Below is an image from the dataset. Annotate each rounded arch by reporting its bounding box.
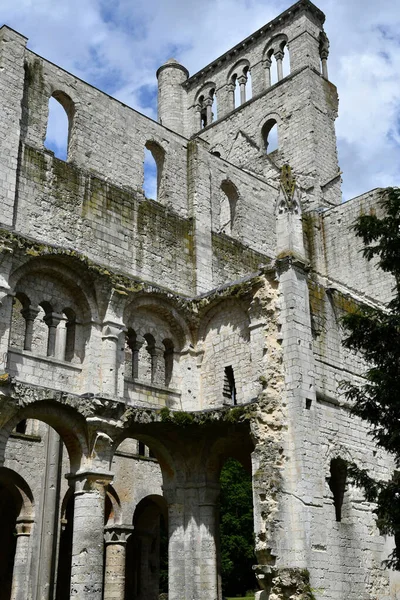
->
[133,493,168,526]
[261,118,279,154]
[219,179,239,235]
[123,295,191,351]
[194,81,217,104]
[105,484,123,525]
[0,466,34,520]
[0,400,88,472]
[111,431,176,484]
[263,33,288,59]
[198,296,250,343]
[144,139,166,201]
[9,256,98,322]
[45,89,76,161]
[227,59,251,83]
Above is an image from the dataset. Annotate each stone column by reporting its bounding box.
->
[275,50,284,81]
[104,526,133,600]
[198,485,219,600]
[204,97,213,126]
[44,312,62,357]
[227,82,235,111]
[195,104,202,130]
[263,57,272,88]
[166,490,186,600]
[68,470,113,600]
[21,307,40,351]
[101,321,125,396]
[321,49,329,79]
[10,518,33,600]
[153,345,166,386]
[237,75,247,104]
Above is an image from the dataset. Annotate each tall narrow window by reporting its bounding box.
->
[328,457,347,522]
[281,43,290,78]
[163,339,174,387]
[262,119,278,154]
[219,180,239,235]
[44,91,74,161]
[126,328,139,379]
[245,69,252,102]
[143,141,165,201]
[62,308,76,362]
[223,366,237,405]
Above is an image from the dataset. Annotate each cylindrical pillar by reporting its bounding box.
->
[167,495,186,600]
[237,75,247,105]
[101,321,125,396]
[199,485,219,600]
[205,97,213,126]
[227,82,235,112]
[104,526,133,600]
[21,307,39,351]
[321,50,329,79]
[44,312,62,357]
[275,50,284,81]
[10,519,33,600]
[68,471,113,600]
[264,58,272,88]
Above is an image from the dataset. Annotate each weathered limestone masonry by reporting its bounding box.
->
[0,1,398,599]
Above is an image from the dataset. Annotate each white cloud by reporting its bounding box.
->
[2,0,400,200]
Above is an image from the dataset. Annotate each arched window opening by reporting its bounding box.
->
[328,457,347,522]
[245,68,252,102]
[233,75,240,109]
[163,339,174,387]
[126,495,168,600]
[15,419,28,434]
[144,141,165,202]
[138,441,146,457]
[262,119,278,154]
[0,481,21,599]
[138,334,156,383]
[211,89,218,121]
[219,458,256,597]
[56,490,74,600]
[281,43,290,79]
[223,366,237,405]
[9,293,30,351]
[197,87,216,129]
[269,53,278,86]
[219,180,239,235]
[31,304,49,356]
[44,92,74,161]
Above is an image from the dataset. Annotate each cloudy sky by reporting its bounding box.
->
[1,0,400,201]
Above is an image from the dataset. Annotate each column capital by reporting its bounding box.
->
[43,312,63,328]
[263,57,272,68]
[66,469,114,492]
[21,306,40,322]
[104,524,134,545]
[15,517,34,536]
[274,49,284,61]
[237,74,248,86]
[102,320,126,340]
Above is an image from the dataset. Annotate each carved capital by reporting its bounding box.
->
[21,306,40,322]
[104,524,134,545]
[102,320,126,340]
[274,50,284,61]
[15,517,34,536]
[67,469,114,493]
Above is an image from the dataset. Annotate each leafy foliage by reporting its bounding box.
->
[219,458,256,596]
[342,187,400,568]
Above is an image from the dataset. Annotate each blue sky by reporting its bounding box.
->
[2,0,400,201]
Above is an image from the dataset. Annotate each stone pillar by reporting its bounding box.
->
[198,485,219,600]
[101,321,125,396]
[10,518,33,600]
[237,75,247,104]
[275,50,284,81]
[153,346,166,386]
[104,526,133,600]
[44,312,62,357]
[227,82,235,112]
[321,49,329,79]
[21,307,40,351]
[195,104,202,130]
[204,97,213,126]
[55,315,68,360]
[166,484,219,600]
[264,58,272,88]
[68,471,113,600]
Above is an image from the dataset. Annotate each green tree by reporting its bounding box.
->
[342,187,400,568]
[219,458,256,596]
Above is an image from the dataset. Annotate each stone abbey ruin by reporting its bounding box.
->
[0,0,398,598]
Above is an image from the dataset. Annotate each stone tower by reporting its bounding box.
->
[0,1,398,599]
